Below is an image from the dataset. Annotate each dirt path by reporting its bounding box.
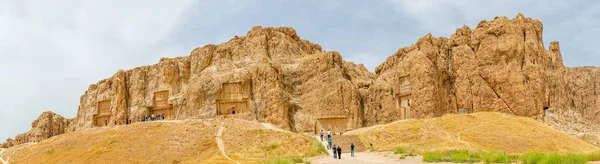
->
[0,148,8,164]
[215,126,240,164]
[309,152,426,164]
[261,123,286,132]
[308,135,451,164]
[309,135,408,163]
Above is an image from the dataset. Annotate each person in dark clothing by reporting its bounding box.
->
[351,143,355,157]
[332,145,337,159]
[337,146,342,159]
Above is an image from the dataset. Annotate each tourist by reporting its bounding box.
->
[332,145,337,159]
[327,129,331,138]
[350,143,355,157]
[320,130,324,141]
[333,132,336,136]
[337,146,342,159]
[328,136,332,149]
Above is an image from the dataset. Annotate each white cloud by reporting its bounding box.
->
[0,0,198,140]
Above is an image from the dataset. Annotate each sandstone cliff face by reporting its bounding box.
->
[1,111,70,148]
[367,13,600,126]
[66,26,375,133]
[4,13,600,148]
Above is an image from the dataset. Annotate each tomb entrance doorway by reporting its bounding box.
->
[216,81,251,116]
[93,100,111,127]
[149,90,174,119]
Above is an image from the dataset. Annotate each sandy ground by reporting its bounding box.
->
[308,151,427,164]
[307,135,448,164]
[215,126,240,164]
[307,136,600,164]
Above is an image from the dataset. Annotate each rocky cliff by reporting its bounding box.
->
[3,13,600,148]
[66,26,375,133]
[1,111,70,148]
[366,13,600,125]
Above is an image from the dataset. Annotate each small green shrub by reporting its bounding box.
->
[265,157,308,164]
[399,155,406,159]
[481,152,512,164]
[393,147,406,154]
[406,151,417,156]
[265,157,294,164]
[586,151,600,161]
[422,149,598,163]
[539,153,586,164]
[292,157,304,163]
[422,150,478,163]
[304,139,327,156]
[447,150,478,163]
[423,151,444,162]
[521,152,545,164]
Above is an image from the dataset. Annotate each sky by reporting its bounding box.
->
[1,0,599,141]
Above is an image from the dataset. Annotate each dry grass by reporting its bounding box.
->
[347,112,599,154]
[5,118,325,164]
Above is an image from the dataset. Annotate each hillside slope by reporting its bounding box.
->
[1,119,325,164]
[347,112,598,154]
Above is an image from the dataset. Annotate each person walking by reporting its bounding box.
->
[332,145,337,159]
[337,146,342,159]
[350,143,355,157]
[328,136,332,149]
[320,130,324,141]
[327,129,331,138]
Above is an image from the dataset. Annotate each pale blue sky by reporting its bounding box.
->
[1,0,598,140]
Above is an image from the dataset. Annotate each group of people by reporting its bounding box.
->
[319,129,355,159]
[141,113,165,122]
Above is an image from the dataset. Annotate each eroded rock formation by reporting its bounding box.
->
[1,111,70,148]
[4,13,600,148]
[66,26,375,134]
[367,13,600,125]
